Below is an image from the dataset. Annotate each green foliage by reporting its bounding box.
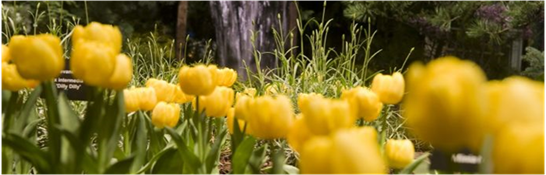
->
[521,47,544,81]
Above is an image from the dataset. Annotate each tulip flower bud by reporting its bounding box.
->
[106,54,132,90]
[70,42,117,87]
[385,139,415,169]
[243,95,294,139]
[2,45,11,63]
[341,87,383,122]
[124,88,140,113]
[151,102,181,129]
[2,62,39,91]
[9,34,64,80]
[234,94,252,121]
[72,22,122,53]
[217,67,237,87]
[403,56,488,153]
[178,64,218,96]
[136,87,158,111]
[371,72,405,104]
[287,113,312,153]
[300,127,387,174]
[194,86,234,117]
[298,93,354,135]
[174,86,194,104]
[146,78,177,102]
[493,123,544,174]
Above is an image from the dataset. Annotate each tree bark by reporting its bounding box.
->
[209,1,295,80]
[176,1,188,60]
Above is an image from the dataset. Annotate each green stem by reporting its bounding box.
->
[42,81,61,173]
[380,105,390,153]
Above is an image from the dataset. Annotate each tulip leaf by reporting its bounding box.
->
[205,125,227,173]
[2,133,50,173]
[151,148,184,174]
[22,116,42,139]
[42,81,63,169]
[248,144,267,174]
[232,136,257,174]
[79,87,104,146]
[136,146,173,174]
[3,90,20,131]
[57,92,80,134]
[82,148,99,174]
[165,127,201,173]
[130,113,148,173]
[104,156,135,174]
[399,152,431,174]
[56,126,85,173]
[478,135,494,174]
[12,86,42,133]
[2,90,11,113]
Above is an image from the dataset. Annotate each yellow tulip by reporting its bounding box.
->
[9,34,64,80]
[105,54,132,90]
[298,93,355,135]
[2,62,39,91]
[300,127,387,174]
[403,56,488,153]
[194,86,234,117]
[124,88,140,113]
[486,76,544,133]
[234,94,252,121]
[174,86,194,104]
[146,78,177,102]
[371,72,405,104]
[178,64,218,96]
[242,95,294,139]
[492,123,544,174]
[2,45,10,62]
[217,67,237,87]
[385,139,415,169]
[242,88,257,97]
[124,87,158,112]
[341,86,383,122]
[70,41,117,87]
[226,107,253,135]
[72,22,122,53]
[286,113,312,153]
[151,102,181,129]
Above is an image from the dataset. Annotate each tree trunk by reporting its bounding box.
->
[176,1,188,60]
[209,1,295,80]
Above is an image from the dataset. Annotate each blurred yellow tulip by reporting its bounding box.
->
[341,86,383,122]
[300,127,387,174]
[486,76,544,133]
[72,22,122,53]
[385,139,415,169]
[217,67,237,87]
[70,41,117,87]
[371,72,405,104]
[151,102,181,129]
[146,78,177,102]
[9,34,64,80]
[286,113,312,153]
[178,64,218,96]
[492,123,544,174]
[174,86,194,104]
[403,56,488,153]
[234,94,252,121]
[2,45,10,62]
[241,88,257,97]
[226,107,253,135]
[124,87,158,112]
[194,86,234,117]
[2,62,38,91]
[241,95,294,139]
[105,54,132,90]
[298,93,355,135]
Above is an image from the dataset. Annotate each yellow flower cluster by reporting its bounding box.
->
[8,34,64,81]
[193,86,234,117]
[178,64,238,96]
[403,56,544,173]
[146,78,194,103]
[151,102,181,129]
[124,87,157,112]
[70,22,132,90]
[2,45,39,91]
[233,94,294,139]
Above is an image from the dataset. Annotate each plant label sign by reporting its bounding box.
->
[429,149,481,173]
[53,59,90,101]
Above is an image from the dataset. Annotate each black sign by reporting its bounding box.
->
[429,148,481,173]
[53,59,90,101]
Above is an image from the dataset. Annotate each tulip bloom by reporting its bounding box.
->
[178,64,218,96]
[71,42,117,87]
[217,68,237,87]
[124,87,158,112]
[492,123,544,174]
[2,62,38,91]
[146,78,177,102]
[9,34,64,80]
[286,113,312,153]
[341,86,383,122]
[72,22,122,53]
[371,72,405,104]
[236,95,294,139]
[151,102,181,129]
[226,107,253,135]
[2,45,10,62]
[385,139,415,169]
[105,54,133,90]
[194,86,234,117]
[299,127,387,174]
[124,88,140,113]
[298,93,355,135]
[403,56,488,153]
